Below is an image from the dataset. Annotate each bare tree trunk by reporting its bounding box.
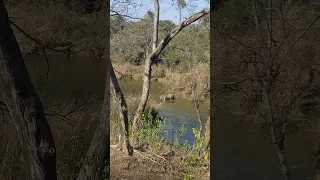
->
[193,101,202,157]
[152,0,159,51]
[314,132,320,180]
[0,1,57,179]
[110,61,133,156]
[189,65,202,135]
[179,8,181,24]
[263,88,290,180]
[76,2,110,179]
[265,1,289,179]
[275,138,290,180]
[132,55,153,132]
[314,137,320,180]
[132,0,160,132]
[194,102,202,134]
[205,108,210,149]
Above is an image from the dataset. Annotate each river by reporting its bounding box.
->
[25,55,317,180]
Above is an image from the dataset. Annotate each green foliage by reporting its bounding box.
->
[159,20,176,33]
[183,172,194,180]
[180,127,210,180]
[182,128,210,160]
[177,0,187,9]
[111,10,209,68]
[129,108,188,153]
[131,108,168,152]
[111,15,127,36]
[144,10,154,21]
[111,12,178,65]
[111,15,153,64]
[173,123,187,147]
[162,24,209,68]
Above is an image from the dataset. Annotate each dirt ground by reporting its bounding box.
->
[110,147,210,180]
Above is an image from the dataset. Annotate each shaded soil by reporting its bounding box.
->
[110,147,210,180]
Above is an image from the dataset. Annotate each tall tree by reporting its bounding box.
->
[132,7,210,133]
[110,60,133,156]
[132,0,160,131]
[0,0,57,179]
[177,0,186,24]
[152,0,159,51]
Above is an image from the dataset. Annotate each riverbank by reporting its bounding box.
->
[110,93,210,179]
[112,62,210,103]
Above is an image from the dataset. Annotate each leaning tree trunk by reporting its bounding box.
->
[132,55,153,132]
[76,1,110,179]
[205,108,210,150]
[132,0,160,132]
[0,1,57,179]
[132,8,210,133]
[314,136,320,180]
[110,61,133,156]
[263,87,290,180]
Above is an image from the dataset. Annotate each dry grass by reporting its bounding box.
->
[112,62,210,102]
[157,64,210,100]
[112,62,143,80]
[110,92,162,144]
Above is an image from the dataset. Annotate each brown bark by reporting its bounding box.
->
[205,108,210,150]
[110,61,133,156]
[194,102,202,134]
[132,8,210,132]
[0,1,57,179]
[189,69,203,136]
[76,1,110,179]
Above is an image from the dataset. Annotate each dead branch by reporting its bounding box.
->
[110,10,144,20]
[9,20,76,55]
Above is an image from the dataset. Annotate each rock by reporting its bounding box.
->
[160,94,176,101]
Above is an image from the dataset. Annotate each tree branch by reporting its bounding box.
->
[9,20,76,55]
[151,8,210,58]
